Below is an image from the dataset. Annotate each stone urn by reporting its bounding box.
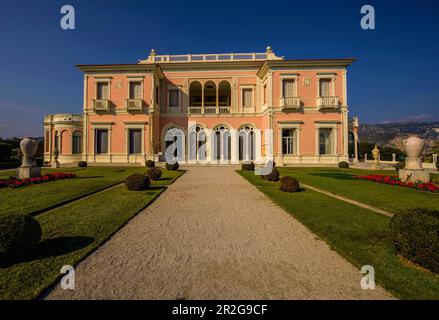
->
[399,136,430,183]
[17,137,41,179]
[403,136,424,170]
[20,137,38,167]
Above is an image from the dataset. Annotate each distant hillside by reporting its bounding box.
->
[359,122,439,151]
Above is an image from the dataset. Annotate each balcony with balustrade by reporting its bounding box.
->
[92,99,110,112]
[280,97,301,110]
[317,96,339,110]
[126,99,143,112]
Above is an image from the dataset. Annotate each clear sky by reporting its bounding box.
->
[0,0,438,138]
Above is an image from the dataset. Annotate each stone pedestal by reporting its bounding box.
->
[399,169,430,184]
[17,166,41,179]
[52,161,60,168]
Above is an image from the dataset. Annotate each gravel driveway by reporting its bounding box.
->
[47,166,392,299]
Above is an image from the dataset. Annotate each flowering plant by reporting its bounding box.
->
[353,174,439,193]
[0,172,75,189]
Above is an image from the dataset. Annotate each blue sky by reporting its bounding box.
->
[0,0,438,138]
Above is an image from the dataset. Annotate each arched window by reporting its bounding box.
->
[213,125,231,161]
[204,81,216,107]
[72,131,82,154]
[218,81,231,107]
[189,81,202,107]
[238,125,255,161]
[188,125,206,161]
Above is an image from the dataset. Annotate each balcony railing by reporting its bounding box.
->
[188,106,231,115]
[93,99,110,111]
[188,106,202,114]
[317,96,339,109]
[126,99,143,111]
[280,97,301,109]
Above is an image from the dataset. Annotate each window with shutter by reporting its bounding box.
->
[282,79,295,97]
[129,82,142,99]
[242,89,252,106]
[97,82,109,100]
[319,79,331,97]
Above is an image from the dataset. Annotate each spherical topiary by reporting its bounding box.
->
[263,167,280,182]
[394,161,405,171]
[146,160,155,168]
[146,167,162,180]
[241,162,255,171]
[338,161,349,169]
[279,176,300,192]
[390,208,439,273]
[125,174,150,191]
[165,162,179,171]
[0,214,42,266]
[78,161,88,168]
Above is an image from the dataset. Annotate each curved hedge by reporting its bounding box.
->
[0,214,42,266]
[390,208,439,273]
[146,160,155,168]
[263,167,280,182]
[241,162,255,171]
[338,161,349,169]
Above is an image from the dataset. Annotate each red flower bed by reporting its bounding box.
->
[353,174,439,193]
[0,172,76,189]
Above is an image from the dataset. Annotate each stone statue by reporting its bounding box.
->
[371,144,380,170]
[17,137,41,179]
[52,149,60,168]
[399,136,430,183]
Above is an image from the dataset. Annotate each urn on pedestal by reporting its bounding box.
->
[399,136,430,183]
[16,137,41,179]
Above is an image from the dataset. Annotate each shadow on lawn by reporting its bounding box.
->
[309,172,354,180]
[0,236,94,268]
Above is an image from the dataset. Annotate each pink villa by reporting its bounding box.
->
[43,47,360,165]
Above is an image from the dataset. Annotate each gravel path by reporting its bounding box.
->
[47,166,392,300]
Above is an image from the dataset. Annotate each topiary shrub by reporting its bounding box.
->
[279,176,300,192]
[394,161,405,171]
[35,158,44,167]
[146,167,162,180]
[165,162,179,171]
[78,161,87,168]
[338,161,349,169]
[146,160,155,168]
[263,167,280,182]
[241,162,255,171]
[125,174,150,191]
[390,208,439,273]
[0,214,42,266]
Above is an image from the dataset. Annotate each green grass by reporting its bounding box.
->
[0,166,182,216]
[239,170,439,300]
[276,167,439,213]
[0,185,164,300]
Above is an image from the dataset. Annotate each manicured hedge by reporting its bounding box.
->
[0,214,42,266]
[0,161,20,170]
[263,167,280,182]
[338,161,349,169]
[146,167,162,180]
[125,174,150,191]
[165,162,179,171]
[241,162,255,171]
[279,176,300,192]
[390,208,439,273]
[145,160,155,168]
[78,161,87,168]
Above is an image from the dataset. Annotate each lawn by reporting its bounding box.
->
[239,170,439,300]
[276,167,439,213]
[0,166,182,216]
[0,167,184,300]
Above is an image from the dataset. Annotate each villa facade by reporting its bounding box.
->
[43,47,359,165]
